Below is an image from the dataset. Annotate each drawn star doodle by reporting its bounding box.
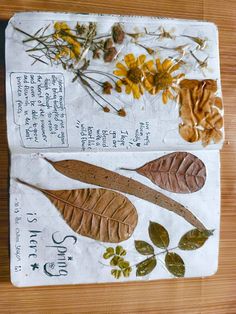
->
[30,263,39,271]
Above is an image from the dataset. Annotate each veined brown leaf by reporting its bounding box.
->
[136,256,157,276]
[148,221,169,249]
[124,152,206,194]
[135,240,154,255]
[43,158,207,231]
[178,229,213,250]
[17,180,138,243]
[165,252,185,277]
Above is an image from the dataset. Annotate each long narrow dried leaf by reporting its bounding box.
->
[133,152,206,193]
[17,180,138,243]
[43,158,207,231]
[148,221,169,249]
[165,252,185,277]
[178,229,213,250]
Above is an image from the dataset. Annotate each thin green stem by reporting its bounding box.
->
[83,70,119,82]
[80,72,103,87]
[131,246,179,269]
[14,26,49,50]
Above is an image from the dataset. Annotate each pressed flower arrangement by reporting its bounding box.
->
[14,21,223,146]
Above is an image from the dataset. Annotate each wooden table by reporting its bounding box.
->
[0,1,235,313]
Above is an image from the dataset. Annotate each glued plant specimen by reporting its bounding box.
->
[121,152,206,193]
[17,180,138,243]
[43,157,207,231]
[179,79,223,146]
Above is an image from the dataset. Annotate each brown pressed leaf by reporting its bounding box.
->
[133,152,206,194]
[112,24,125,44]
[43,158,207,231]
[179,79,223,146]
[17,180,138,243]
[201,128,223,147]
[214,97,223,110]
[179,124,201,143]
[165,252,185,277]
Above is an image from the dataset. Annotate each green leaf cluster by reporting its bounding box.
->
[135,221,213,278]
[103,245,131,279]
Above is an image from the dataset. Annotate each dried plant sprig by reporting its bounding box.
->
[190,50,209,69]
[103,246,132,279]
[181,34,207,50]
[101,221,213,279]
[14,23,128,116]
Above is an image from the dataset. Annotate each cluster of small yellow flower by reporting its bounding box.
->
[53,22,81,63]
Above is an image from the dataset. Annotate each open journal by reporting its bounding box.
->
[5,12,223,286]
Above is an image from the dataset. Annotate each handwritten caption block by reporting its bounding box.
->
[76,120,151,151]
[10,72,68,148]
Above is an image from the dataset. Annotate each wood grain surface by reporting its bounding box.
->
[0,1,236,313]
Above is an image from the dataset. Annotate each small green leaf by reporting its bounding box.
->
[118,260,130,269]
[122,267,132,277]
[115,245,126,256]
[110,256,123,266]
[111,269,122,279]
[135,240,154,255]
[148,221,169,249]
[165,252,185,277]
[178,229,213,250]
[136,256,157,277]
[103,247,115,259]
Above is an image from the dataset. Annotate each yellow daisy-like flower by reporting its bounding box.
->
[143,58,185,104]
[113,54,146,99]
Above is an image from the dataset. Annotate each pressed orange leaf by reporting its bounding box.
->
[17,180,138,243]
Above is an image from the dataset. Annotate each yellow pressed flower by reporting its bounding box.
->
[143,58,184,104]
[113,53,146,99]
[71,41,81,58]
[54,46,76,61]
[53,21,81,59]
[54,22,71,33]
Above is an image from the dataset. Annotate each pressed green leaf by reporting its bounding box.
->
[111,269,122,279]
[103,247,115,259]
[136,256,157,277]
[148,221,169,249]
[135,240,154,255]
[122,267,132,277]
[115,245,126,256]
[110,256,123,266]
[118,260,130,269]
[178,229,213,250]
[165,252,185,277]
